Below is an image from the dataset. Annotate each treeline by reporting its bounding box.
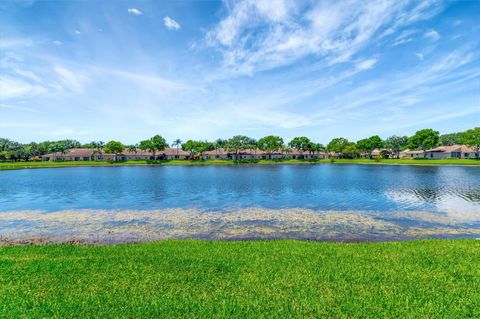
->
[0,127,478,162]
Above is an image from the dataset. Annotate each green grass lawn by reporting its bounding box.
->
[1,239,479,318]
[1,157,479,170]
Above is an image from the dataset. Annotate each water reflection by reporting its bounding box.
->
[0,165,479,215]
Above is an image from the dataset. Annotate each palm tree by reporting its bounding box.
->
[48,143,59,161]
[127,144,138,160]
[283,146,292,159]
[172,139,182,155]
[212,139,224,158]
[97,141,105,160]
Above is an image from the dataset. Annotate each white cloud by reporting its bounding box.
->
[415,52,424,60]
[356,59,377,70]
[1,38,33,48]
[424,29,440,41]
[163,16,181,31]
[13,68,41,82]
[205,0,446,75]
[391,29,418,47]
[74,30,81,35]
[52,40,63,45]
[127,8,142,16]
[0,77,47,99]
[54,66,89,93]
[0,103,43,113]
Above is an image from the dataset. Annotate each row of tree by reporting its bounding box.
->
[1,127,479,162]
[326,128,480,159]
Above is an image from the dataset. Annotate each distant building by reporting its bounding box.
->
[42,147,328,161]
[400,149,425,158]
[400,145,476,159]
[424,145,476,159]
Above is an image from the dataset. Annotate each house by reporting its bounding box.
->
[42,148,98,161]
[400,149,425,158]
[425,145,476,159]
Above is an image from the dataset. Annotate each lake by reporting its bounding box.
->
[1,165,479,243]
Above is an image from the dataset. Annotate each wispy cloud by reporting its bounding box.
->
[356,59,377,70]
[51,66,90,93]
[424,29,440,41]
[163,17,180,31]
[0,103,44,114]
[0,76,47,99]
[127,8,142,16]
[205,0,446,75]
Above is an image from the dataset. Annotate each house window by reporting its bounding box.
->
[451,152,461,158]
[465,153,469,158]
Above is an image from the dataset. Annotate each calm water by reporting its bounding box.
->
[1,165,479,214]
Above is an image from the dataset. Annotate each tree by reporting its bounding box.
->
[226,135,256,160]
[407,129,440,157]
[182,140,202,159]
[461,127,480,159]
[150,135,168,160]
[47,143,60,161]
[56,141,70,158]
[342,143,359,159]
[440,132,465,146]
[104,140,125,161]
[326,138,350,157]
[0,150,8,162]
[315,143,326,157]
[172,139,182,155]
[288,137,311,153]
[214,139,228,157]
[127,144,138,158]
[139,139,153,159]
[385,135,408,158]
[257,135,284,158]
[356,135,383,158]
[139,135,168,160]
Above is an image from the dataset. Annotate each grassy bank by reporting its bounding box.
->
[0,239,479,318]
[1,157,479,170]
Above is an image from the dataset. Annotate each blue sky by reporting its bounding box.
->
[1,0,479,144]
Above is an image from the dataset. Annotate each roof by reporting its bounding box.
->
[427,145,475,153]
[403,150,425,154]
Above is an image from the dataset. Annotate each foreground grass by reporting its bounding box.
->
[0,157,479,170]
[0,240,479,318]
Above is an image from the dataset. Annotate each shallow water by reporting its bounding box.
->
[1,165,479,243]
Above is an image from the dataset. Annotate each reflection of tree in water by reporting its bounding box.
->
[412,188,441,202]
[461,191,480,202]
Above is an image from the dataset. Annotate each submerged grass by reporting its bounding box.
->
[0,157,479,170]
[0,239,479,318]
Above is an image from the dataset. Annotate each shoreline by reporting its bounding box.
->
[1,158,480,170]
[1,208,479,246]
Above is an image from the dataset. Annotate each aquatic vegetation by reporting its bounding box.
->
[1,208,479,244]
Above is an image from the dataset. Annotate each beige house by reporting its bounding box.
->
[400,149,425,158]
[399,145,477,159]
[425,145,476,159]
